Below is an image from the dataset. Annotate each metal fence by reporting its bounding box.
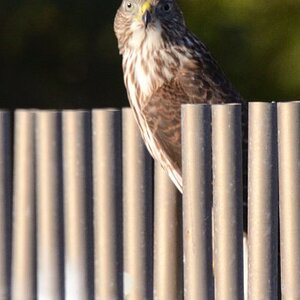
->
[0,102,299,300]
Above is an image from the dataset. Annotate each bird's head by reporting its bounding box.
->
[114,0,186,54]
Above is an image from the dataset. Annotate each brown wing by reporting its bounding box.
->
[142,52,243,177]
[176,44,243,104]
[141,79,184,174]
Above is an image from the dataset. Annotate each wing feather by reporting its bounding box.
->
[141,50,243,186]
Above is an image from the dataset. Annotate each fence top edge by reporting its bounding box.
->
[248,101,277,107]
[92,108,120,113]
[121,107,131,112]
[62,110,91,115]
[8,101,300,114]
[182,103,242,107]
[0,109,10,114]
[277,100,300,106]
[181,103,210,108]
[249,100,299,104]
[15,109,90,114]
[14,109,37,116]
[35,110,61,115]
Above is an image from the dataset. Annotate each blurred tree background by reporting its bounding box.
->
[0,0,299,109]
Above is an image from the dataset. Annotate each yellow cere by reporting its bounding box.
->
[134,1,152,22]
[141,1,152,15]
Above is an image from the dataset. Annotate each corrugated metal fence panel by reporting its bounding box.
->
[248,102,279,299]
[0,111,11,300]
[277,101,300,299]
[92,109,123,300]
[212,104,244,300]
[182,104,214,300]
[0,103,299,299]
[36,111,64,300]
[154,163,182,299]
[122,108,153,300]
[62,111,94,300]
[12,110,36,300]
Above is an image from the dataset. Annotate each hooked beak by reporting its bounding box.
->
[141,2,153,28]
[143,10,152,28]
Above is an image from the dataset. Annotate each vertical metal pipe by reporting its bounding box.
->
[181,104,214,300]
[62,111,93,300]
[154,163,182,300]
[122,108,153,300]
[212,104,244,300]
[92,109,122,300]
[0,111,11,300]
[12,110,36,300]
[278,101,300,299]
[248,102,278,299]
[36,111,64,299]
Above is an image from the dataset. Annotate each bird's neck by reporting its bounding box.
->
[127,23,165,53]
[122,44,182,102]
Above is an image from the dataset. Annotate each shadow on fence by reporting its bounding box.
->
[0,101,299,299]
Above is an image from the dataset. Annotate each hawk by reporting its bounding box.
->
[114,0,244,192]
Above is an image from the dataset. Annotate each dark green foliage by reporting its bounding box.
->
[0,0,299,108]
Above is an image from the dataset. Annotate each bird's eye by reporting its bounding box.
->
[125,1,134,11]
[163,4,170,11]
